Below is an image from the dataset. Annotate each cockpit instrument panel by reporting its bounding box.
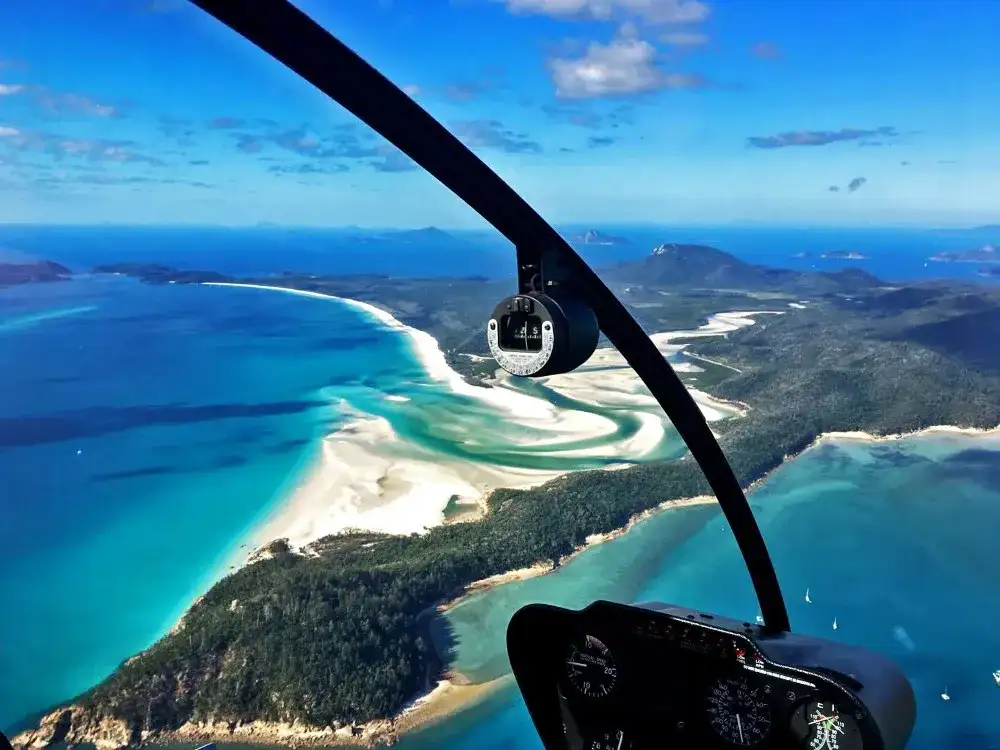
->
[508,600,915,750]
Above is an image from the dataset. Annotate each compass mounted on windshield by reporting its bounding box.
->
[487,291,598,377]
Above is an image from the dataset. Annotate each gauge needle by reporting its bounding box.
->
[808,715,845,735]
[567,661,588,668]
[737,714,744,744]
[616,731,624,750]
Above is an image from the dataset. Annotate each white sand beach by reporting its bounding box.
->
[205,283,780,556]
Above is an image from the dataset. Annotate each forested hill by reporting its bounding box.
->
[13,249,1000,749]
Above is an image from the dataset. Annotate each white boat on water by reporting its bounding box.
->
[993,670,1000,686]
[941,687,950,701]
[805,588,812,603]
[832,617,838,631]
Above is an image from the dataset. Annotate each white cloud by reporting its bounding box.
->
[549,36,704,98]
[661,30,708,46]
[401,84,421,96]
[503,0,709,25]
[0,83,24,96]
[0,125,19,137]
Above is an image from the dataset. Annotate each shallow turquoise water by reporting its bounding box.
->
[0,277,686,732]
[401,434,1000,750]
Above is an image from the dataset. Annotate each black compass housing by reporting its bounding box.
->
[487,292,599,377]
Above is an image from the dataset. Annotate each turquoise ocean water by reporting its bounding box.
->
[0,276,415,728]
[2,227,1000,746]
[399,434,1000,750]
[0,274,683,732]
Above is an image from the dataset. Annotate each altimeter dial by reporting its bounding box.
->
[706,675,772,746]
[791,701,863,750]
[565,634,618,699]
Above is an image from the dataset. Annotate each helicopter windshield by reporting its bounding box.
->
[2,1,999,749]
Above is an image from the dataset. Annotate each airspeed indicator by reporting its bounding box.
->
[706,675,772,746]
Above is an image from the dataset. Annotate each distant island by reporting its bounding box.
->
[92,263,229,284]
[569,229,629,246]
[820,251,867,260]
[15,242,1000,750]
[339,226,472,247]
[0,260,72,285]
[930,244,1000,263]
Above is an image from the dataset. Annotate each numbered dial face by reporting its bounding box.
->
[706,676,772,746]
[565,634,618,699]
[792,701,863,750]
[584,728,632,750]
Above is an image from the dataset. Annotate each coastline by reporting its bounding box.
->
[390,423,1000,734]
[14,277,1000,748]
[204,283,758,562]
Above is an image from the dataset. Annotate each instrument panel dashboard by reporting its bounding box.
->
[507,600,901,750]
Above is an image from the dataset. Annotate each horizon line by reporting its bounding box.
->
[0,221,997,233]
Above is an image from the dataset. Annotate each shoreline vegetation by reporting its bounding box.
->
[14,248,1000,749]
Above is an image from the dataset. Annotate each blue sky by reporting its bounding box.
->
[0,0,997,228]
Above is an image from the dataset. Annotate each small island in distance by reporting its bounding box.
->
[930,244,1000,263]
[820,251,868,260]
[0,260,72,285]
[569,229,630,246]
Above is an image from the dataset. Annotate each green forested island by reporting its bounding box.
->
[13,244,1000,749]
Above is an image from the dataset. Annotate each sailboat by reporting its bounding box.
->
[941,687,950,701]
[832,617,838,631]
[992,670,1000,686]
[805,588,812,603]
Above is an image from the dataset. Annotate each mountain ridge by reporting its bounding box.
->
[605,242,883,293]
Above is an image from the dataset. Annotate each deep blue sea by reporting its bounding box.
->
[1,224,999,747]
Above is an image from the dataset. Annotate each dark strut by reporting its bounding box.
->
[186,0,792,634]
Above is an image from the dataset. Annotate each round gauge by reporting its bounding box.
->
[583,728,632,750]
[790,700,863,750]
[705,675,772,746]
[565,634,618,699]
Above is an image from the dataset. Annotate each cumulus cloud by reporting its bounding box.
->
[450,119,542,153]
[0,82,119,116]
[750,42,781,59]
[0,126,163,165]
[401,84,421,96]
[661,30,708,46]
[747,126,899,149]
[502,0,709,25]
[34,91,118,117]
[549,37,705,98]
[227,124,380,160]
